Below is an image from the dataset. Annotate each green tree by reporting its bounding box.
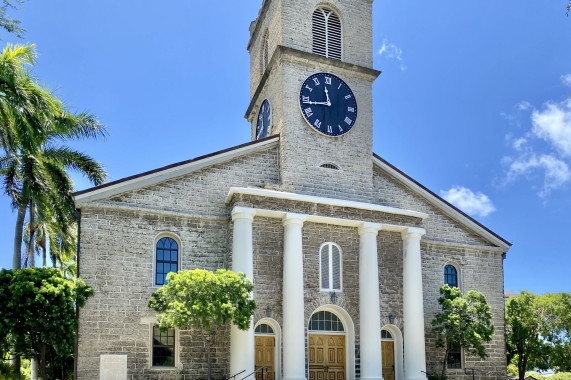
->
[0,43,107,270]
[431,285,495,379]
[506,291,551,380]
[537,292,571,372]
[0,267,93,380]
[149,269,257,380]
[0,0,25,38]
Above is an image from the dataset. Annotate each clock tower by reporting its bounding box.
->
[245,0,380,203]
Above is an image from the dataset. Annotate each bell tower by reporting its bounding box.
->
[245,0,380,203]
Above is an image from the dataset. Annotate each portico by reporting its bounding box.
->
[228,187,428,380]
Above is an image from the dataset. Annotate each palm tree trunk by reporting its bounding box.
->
[41,236,47,267]
[12,204,26,269]
[25,200,36,268]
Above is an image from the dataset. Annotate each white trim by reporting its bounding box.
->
[227,188,428,220]
[372,156,511,250]
[232,206,425,236]
[74,137,279,203]
[319,243,343,292]
[308,305,355,380]
[254,318,282,380]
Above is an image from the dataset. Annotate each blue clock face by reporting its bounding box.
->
[256,99,271,140]
[299,73,357,137]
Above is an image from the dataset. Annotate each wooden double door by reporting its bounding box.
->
[308,334,346,380]
[255,336,275,380]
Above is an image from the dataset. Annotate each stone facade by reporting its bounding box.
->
[76,152,508,379]
[75,1,509,379]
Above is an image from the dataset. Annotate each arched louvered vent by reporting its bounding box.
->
[312,7,342,60]
[320,243,342,291]
[262,30,270,72]
[320,163,339,170]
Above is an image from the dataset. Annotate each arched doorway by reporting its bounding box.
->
[381,325,404,380]
[308,310,347,380]
[381,329,395,380]
[255,320,280,380]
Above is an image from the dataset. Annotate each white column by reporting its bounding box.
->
[230,207,257,377]
[402,228,427,380]
[282,213,307,380]
[358,223,383,380]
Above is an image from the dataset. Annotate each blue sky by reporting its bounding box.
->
[0,1,570,294]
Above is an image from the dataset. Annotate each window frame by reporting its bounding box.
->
[151,325,178,369]
[311,6,343,61]
[446,345,462,370]
[319,242,343,293]
[443,262,461,289]
[153,234,181,287]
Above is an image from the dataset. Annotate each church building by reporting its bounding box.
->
[74,1,511,379]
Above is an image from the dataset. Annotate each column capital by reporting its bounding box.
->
[232,207,256,222]
[358,222,382,236]
[282,213,307,227]
[401,227,426,241]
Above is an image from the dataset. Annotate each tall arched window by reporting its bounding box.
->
[312,7,342,60]
[320,243,342,292]
[156,237,179,285]
[444,264,458,288]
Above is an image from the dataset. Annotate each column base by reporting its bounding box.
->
[360,377,384,380]
[405,377,427,380]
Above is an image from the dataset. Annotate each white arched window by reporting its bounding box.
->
[320,243,342,292]
[312,7,342,60]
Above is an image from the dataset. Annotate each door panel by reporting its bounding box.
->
[381,341,395,380]
[255,336,275,380]
[309,334,345,380]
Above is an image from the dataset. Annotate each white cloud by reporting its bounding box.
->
[512,137,527,151]
[531,98,571,157]
[503,153,571,197]
[561,74,571,87]
[378,39,407,71]
[440,186,496,218]
[517,101,532,111]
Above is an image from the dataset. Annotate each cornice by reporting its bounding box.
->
[245,45,381,120]
[227,187,428,220]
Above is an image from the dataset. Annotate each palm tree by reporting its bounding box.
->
[0,43,107,270]
[1,125,107,269]
[0,43,63,269]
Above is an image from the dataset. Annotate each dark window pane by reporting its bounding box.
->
[444,265,458,287]
[156,237,178,285]
[309,311,344,331]
[153,326,175,367]
[447,351,461,369]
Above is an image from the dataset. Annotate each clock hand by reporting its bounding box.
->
[256,120,264,139]
[324,87,331,106]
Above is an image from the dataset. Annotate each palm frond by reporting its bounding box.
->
[42,145,108,185]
